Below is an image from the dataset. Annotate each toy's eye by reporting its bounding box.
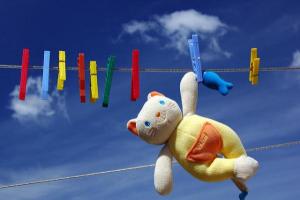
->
[144,121,151,127]
[159,100,166,105]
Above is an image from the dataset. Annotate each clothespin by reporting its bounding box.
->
[41,51,50,100]
[19,48,29,100]
[249,48,260,85]
[131,49,140,101]
[89,61,99,103]
[188,34,233,95]
[102,56,115,107]
[57,51,66,90]
[77,53,86,103]
[188,34,202,82]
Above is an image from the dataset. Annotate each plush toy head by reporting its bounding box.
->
[127,91,182,145]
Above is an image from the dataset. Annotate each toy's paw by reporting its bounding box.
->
[234,156,259,181]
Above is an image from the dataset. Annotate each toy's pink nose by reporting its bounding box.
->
[156,112,160,117]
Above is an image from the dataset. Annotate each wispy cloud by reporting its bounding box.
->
[290,50,300,66]
[120,9,232,61]
[8,76,70,124]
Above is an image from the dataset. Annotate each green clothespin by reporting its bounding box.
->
[102,56,115,107]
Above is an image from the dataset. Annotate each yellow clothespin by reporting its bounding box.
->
[249,48,260,85]
[57,51,66,90]
[90,61,99,102]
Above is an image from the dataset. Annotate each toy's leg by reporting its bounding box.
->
[211,124,258,199]
[203,157,236,181]
[219,129,259,182]
[202,71,233,96]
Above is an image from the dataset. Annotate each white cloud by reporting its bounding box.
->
[8,76,69,123]
[290,50,300,66]
[121,9,231,61]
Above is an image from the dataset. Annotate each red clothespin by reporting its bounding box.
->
[19,48,29,100]
[131,49,140,101]
[77,53,86,103]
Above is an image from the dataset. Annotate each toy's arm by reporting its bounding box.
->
[154,145,173,195]
[180,72,198,117]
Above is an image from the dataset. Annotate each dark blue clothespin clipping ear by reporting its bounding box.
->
[188,34,233,96]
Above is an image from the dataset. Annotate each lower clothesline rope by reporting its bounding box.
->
[0,140,299,190]
[0,64,300,73]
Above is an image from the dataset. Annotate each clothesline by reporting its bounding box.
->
[0,64,300,73]
[0,140,299,190]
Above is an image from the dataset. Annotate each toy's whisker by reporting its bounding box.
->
[148,128,157,137]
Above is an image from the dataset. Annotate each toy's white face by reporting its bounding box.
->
[127,92,182,145]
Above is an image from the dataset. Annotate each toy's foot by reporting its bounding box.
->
[202,71,233,96]
[234,156,259,181]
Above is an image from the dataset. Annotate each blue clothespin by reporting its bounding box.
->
[41,51,50,100]
[188,34,202,82]
[188,34,233,95]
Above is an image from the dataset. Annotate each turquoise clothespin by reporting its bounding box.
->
[102,56,115,107]
[188,34,202,82]
[41,51,50,100]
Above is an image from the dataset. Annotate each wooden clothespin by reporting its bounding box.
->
[249,48,260,85]
[89,61,99,103]
[19,48,29,100]
[77,53,86,103]
[57,51,66,90]
[41,51,50,100]
[131,49,140,101]
[102,56,115,107]
[188,34,202,82]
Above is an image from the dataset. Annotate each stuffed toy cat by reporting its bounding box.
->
[127,72,259,196]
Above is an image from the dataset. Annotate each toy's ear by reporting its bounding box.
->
[147,91,165,100]
[127,119,138,136]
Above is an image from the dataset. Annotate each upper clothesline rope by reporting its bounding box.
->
[0,64,300,73]
[0,139,299,190]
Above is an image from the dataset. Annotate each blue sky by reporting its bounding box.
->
[0,0,300,199]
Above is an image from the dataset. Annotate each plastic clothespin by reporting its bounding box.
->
[41,51,50,100]
[57,51,66,90]
[187,34,233,95]
[19,48,29,100]
[89,61,99,103]
[188,34,202,82]
[249,48,260,85]
[77,53,86,103]
[131,49,140,101]
[102,56,115,107]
